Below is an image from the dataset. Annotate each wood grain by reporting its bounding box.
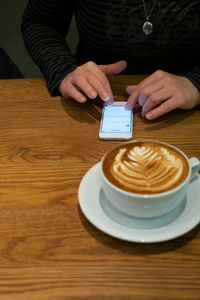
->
[0,77,199,299]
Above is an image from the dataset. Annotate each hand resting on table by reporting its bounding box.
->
[125,70,200,120]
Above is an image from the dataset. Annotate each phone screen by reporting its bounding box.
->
[101,105,132,133]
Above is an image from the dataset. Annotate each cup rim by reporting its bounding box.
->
[101,139,191,198]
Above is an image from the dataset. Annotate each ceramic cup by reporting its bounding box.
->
[101,140,200,218]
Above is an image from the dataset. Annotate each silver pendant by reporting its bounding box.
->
[142,21,153,35]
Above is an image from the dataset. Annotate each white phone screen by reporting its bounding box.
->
[99,102,133,140]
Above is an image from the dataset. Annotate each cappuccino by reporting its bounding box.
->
[102,140,189,194]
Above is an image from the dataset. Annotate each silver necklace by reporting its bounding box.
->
[142,0,157,35]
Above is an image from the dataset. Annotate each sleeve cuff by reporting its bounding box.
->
[47,64,79,97]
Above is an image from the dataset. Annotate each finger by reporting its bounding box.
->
[85,61,114,102]
[126,84,158,108]
[141,87,172,116]
[64,82,87,103]
[99,60,127,76]
[126,84,144,109]
[103,83,114,103]
[136,70,166,91]
[140,79,164,99]
[125,93,139,110]
[145,97,178,120]
[87,67,114,102]
[72,75,99,100]
[86,72,113,101]
[125,75,166,110]
[138,92,147,107]
[126,85,137,94]
[125,81,155,110]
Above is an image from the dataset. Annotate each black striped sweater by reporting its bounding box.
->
[21,0,200,96]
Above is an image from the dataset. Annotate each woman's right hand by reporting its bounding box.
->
[59,60,127,105]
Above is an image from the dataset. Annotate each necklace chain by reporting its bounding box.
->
[142,0,157,21]
[142,0,157,35]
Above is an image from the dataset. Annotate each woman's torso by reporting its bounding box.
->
[74,0,200,73]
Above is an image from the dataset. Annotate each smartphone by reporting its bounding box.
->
[99,101,133,140]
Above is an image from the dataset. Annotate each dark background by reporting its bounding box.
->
[1,0,78,78]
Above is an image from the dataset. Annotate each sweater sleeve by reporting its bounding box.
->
[180,66,200,110]
[21,0,79,96]
[181,66,200,92]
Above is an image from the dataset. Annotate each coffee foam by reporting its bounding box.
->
[103,141,189,194]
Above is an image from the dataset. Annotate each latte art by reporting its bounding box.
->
[103,141,189,194]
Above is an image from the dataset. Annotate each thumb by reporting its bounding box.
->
[99,60,127,76]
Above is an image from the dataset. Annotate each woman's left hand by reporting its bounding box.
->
[125,70,200,120]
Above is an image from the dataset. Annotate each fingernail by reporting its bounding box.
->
[146,112,152,119]
[102,93,110,101]
[103,97,111,102]
[80,96,87,102]
[90,93,97,99]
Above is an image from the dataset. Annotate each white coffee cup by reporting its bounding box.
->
[101,140,200,218]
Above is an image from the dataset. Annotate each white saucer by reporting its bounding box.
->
[78,162,200,243]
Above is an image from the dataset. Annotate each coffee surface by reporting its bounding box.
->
[102,141,189,194]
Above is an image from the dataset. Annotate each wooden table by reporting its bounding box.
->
[0,76,199,299]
